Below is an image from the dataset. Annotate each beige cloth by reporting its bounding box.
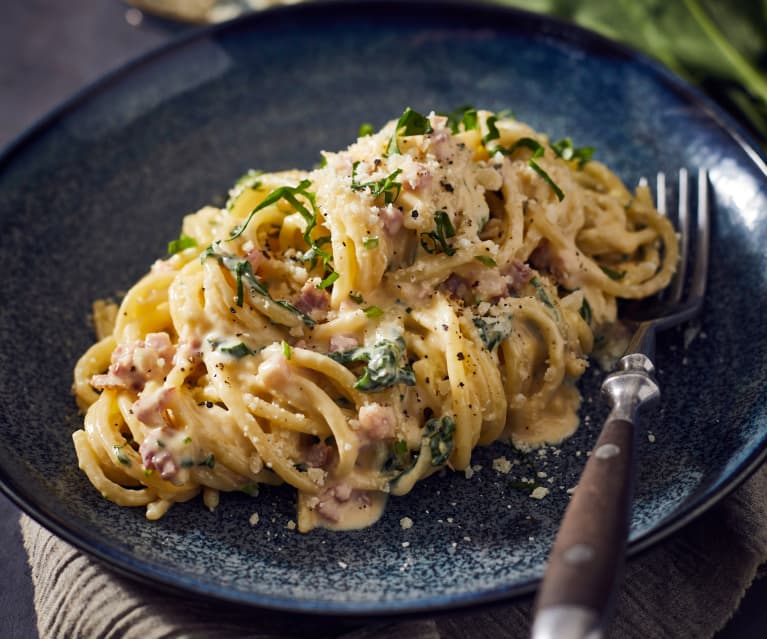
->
[22,463,767,639]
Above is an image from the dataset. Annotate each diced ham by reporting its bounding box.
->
[501,259,533,292]
[400,162,433,191]
[358,403,396,441]
[256,352,292,390]
[329,334,359,353]
[306,441,334,469]
[140,428,180,482]
[242,241,267,273]
[295,280,330,322]
[376,203,403,235]
[132,387,175,429]
[91,332,175,392]
[314,483,371,523]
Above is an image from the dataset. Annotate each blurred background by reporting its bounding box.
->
[1,1,766,637]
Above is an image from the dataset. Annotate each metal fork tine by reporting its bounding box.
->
[689,168,710,302]
[656,172,666,216]
[668,169,690,303]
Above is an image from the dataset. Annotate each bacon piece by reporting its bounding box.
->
[377,203,403,235]
[501,258,533,292]
[140,428,180,482]
[314,483,370,523]
[306,441,334,469]
[358,403,396,441]
[91,332,175,392]
[132,387,175,429]
[295,280,330,322]
[329,334,359,353]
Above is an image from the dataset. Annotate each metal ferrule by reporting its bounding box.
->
[601,353,661,423]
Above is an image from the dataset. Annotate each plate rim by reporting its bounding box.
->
[2,0,767,616]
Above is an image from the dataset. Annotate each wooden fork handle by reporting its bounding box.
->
[532,353,660,639]
[531,416,635,639]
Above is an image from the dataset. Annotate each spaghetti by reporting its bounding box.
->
[72,108,678,531]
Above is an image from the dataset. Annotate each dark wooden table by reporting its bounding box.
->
[1,2,765,637]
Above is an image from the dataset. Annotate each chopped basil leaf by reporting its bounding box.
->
[474,255,497,267]
[349,291,364,304]
[167,233,197,256]
[424,415,456,466]
[499,137,565,201]
[358,122,374,137]
[420,210,456,256]
[482,114,501,144]
[473,316,511,351]
[220,342,256,358]
[600,265,627,280]
[445,105,479,134]
[183,436,192,444]
[580,297,592,324]
[180,459,195,469]
[351,162,403,205]
[551,137,594,168]
[318,270,339,289]
[226,169,263,212]
[387,107,433,155]
[199,453,215,469]
[364,305,384,318]
[240,481,259,496]
[328,336,415,392]
[281,340,293,360]
[531,277,556,311]
[112,445,131,467]
[362,236,379,249]
[202,245,315,326]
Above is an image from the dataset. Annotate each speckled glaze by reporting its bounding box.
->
[1,0,766,615]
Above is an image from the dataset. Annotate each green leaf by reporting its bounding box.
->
[318,270,339,289]
[362,236,380,249]
[351,162,403,204]
[551,137,595,168]
[387,107,433,155]
[474,255,497,267]
[167,233,197,256]
[600,264,627,280]
[445,105,479,133]
[498,137,565,201]
[328,337,415,392]
[358,122,374,137]
[424,415,456,466]
[364,305,384,318]
[226,169,263,212]
[580,297,593,325]
[220,342,256,358]
[420,210,457,256]
[282,340,293,360]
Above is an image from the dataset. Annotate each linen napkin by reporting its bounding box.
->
[21,462,767,639]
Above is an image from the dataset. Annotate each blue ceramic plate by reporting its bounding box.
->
[1,0,766,615]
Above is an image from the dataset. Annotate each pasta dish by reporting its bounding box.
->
[72,108,678,531]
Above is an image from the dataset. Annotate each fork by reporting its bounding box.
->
[530,168,710,639]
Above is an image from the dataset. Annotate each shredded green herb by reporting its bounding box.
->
[580,297,593,324]
[387,107,433,155]
[167,233,197,256]
[358,122,374,137]
[474,254,497,267]
[499,137,565,201]
[600,264,627,280]
[226,169,263,212]
[329,336,415,392]
[351,162,403,205]
[282,340,293,360]
[424,415,456,466]
[420,210,457,256]
[220,342,257,358]
[362,236,380,249]
[364,305,384,318]
[551,137,595,168]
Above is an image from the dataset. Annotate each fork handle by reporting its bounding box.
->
[531,416,634,639]
[531,353,660,639]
